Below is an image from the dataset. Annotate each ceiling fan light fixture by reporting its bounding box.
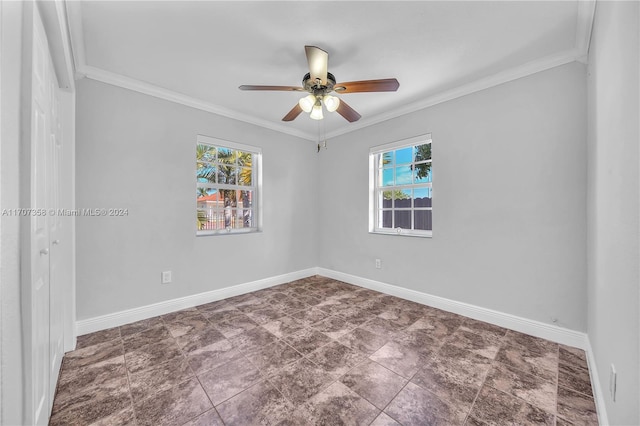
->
[240,46,398,123]
[299,94,316,113]
[310,103,324,120]
[323,95,340,112]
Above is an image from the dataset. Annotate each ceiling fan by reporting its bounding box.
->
[239,46,400,123]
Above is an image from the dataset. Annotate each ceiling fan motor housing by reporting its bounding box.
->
[303,72,336,95]
[239,46,397,122]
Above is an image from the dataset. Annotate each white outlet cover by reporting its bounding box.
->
[162,271,172,284]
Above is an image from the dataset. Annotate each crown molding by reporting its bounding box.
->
[65,0,87,80]
[55,1,76,91]
[64,0,315,141]
[37,0,76,90]
[79,65,317,141]
[324,48,583,140]
[78,48,582,144]
[576,0,597,63]
[65,1,590,142]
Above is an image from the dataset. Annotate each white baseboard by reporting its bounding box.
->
[317,268,589,350]
[585,337,609,426]
[75,267,319,336]
[77,266,589,348]
[318,268,611,424]
[75,266,607,424]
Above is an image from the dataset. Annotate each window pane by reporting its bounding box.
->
[198,208,224,230]
[230,209,241,229]
[237,190,253,209]
[382,151,393,166]
[197,139,260,234]
[229,208,253,228]
[395,147,413,164]
[220,190,234,227]
[394,189,412,208]
[197,187,218,202]
[370,137,432,236]
[413,162,431,183]
[239,167,252,185]
[414,187,432,207]
[381,210,392,228]
[197,188,223,230]
[394,210,412,230]
[382,168,394,187]
[396,166,412,185]
[380,191,393,208]
[218,165,232,184]
[202,190,251,229]
[197,144,216,162]
[414,209,432,231]
[237,190,253,228]
[242,209,253,228]
[197,162,216,183]
[222,208,254,229]
[221,189,236,204]
[227,168,238,185]
[237,151,252,166]
[217,147,233,162]
[414,143,431,161]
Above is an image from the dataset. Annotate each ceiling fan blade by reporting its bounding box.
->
[282,104,304,121]
[305,45,328,86]
[335,99,361,122]
[239,85,304,91]
[333,78,400,93]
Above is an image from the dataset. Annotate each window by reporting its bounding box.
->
[369,134,432,237]
[196,135,261,235]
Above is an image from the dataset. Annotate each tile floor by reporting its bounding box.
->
[50,276,599,425]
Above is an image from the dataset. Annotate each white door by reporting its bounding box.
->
[29,4,67,424]
[48,84,65,404]
[30,6,52,424]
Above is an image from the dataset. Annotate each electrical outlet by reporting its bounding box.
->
[609,364,617,401]
[375,259,381,269]
[161,271,172,284]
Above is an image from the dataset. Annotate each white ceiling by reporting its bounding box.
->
[66,1,594,141]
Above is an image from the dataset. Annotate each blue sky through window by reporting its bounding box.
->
[382,168,394,186]
[396,147,412,164]
[396,166,412,184]
[380,145,432,186]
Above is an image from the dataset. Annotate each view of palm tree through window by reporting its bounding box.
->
[373,138,432,235]
[196,142,257,234]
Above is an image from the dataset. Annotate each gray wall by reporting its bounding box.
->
[318,62,588,332]
[587,2,639,424]
[75,79,319,320]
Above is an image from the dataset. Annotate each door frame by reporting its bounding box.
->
[9,1,77,424]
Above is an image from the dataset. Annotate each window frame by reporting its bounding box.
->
[369,134,432,238]
[196,135,262,236]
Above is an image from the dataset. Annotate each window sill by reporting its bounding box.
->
[369,229,432,238]
[197,228,260,236]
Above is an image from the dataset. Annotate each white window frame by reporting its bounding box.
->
[196,135,262,236]
[369,134,432,238]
